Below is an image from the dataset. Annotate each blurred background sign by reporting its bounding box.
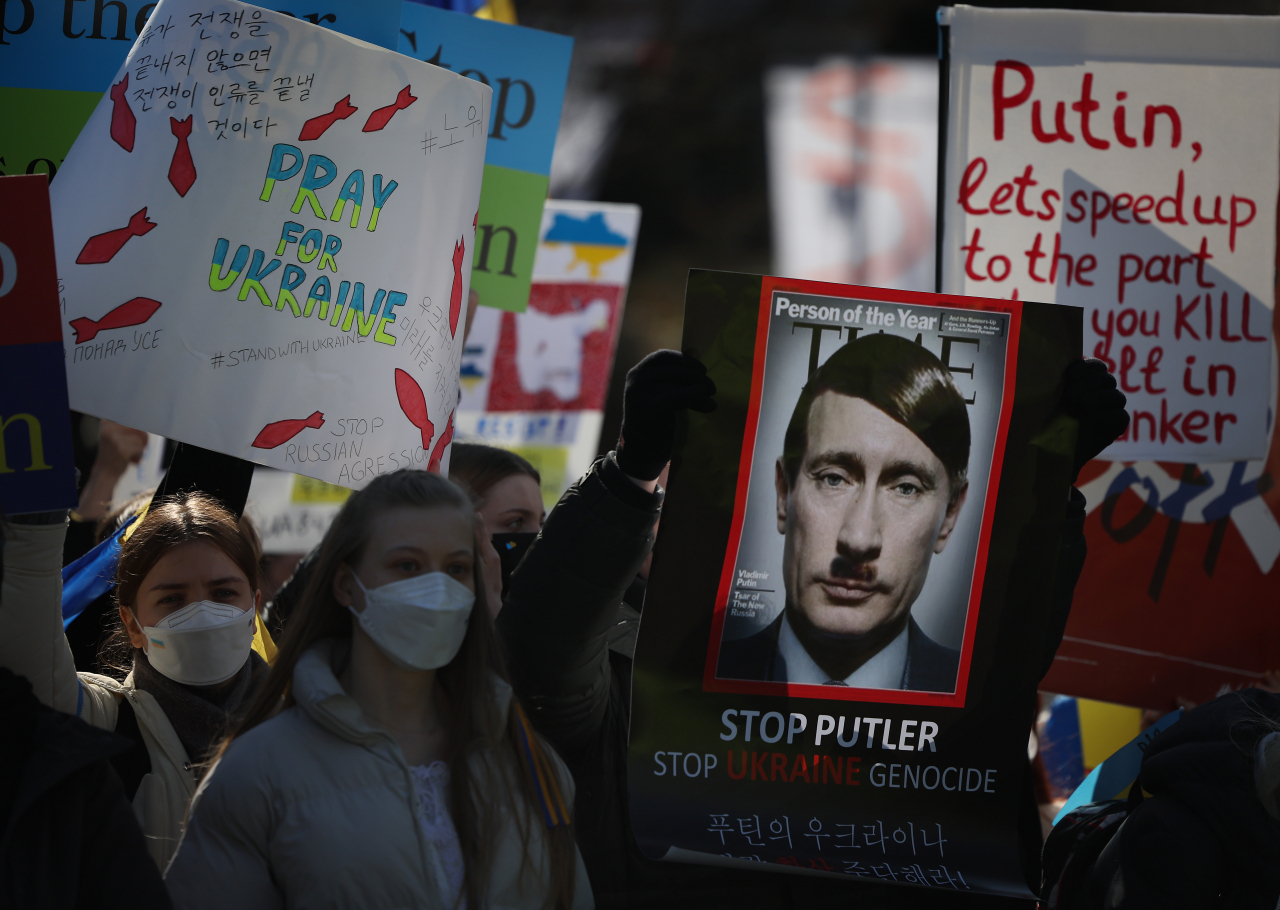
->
[246,468,350,555]
[457,199,639,509]
[399,3,574,313]
[766,58,937,292]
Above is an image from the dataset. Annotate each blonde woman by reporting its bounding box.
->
[166,470,590,909]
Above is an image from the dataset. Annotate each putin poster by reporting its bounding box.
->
[627,270,1080,898]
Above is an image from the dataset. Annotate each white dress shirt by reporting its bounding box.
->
[774,611,909,688]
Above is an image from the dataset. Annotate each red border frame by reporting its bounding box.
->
[700,277,1023,708]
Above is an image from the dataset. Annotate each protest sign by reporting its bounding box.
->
[247,466,348,553]
[940,6,1277,464]
[0,0,402,185]
[457,199,637,508]
[627,270,1080,897]
[398,3,573,313]
[0,174,77,514]
[50,0,489,488]
[766,58,936,292]
[939,6,1280,708]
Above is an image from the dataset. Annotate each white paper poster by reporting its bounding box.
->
[52,0,489,488]
[457,200,639,508]
[247,466,349,554]
[941,6,1279,463]
[766,58,937,292]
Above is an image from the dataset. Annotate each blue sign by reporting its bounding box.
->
[1053,708,1183,825]
[0,0,403,93]
[397,3,572,177]
[0,342,77,514]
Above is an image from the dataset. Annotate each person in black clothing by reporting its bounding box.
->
[0,667,170,910]
[717,333,969,692]
[496,351,1127,910]
[1043,688,1280,910]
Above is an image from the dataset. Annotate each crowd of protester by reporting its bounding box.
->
[2,351,1278,910]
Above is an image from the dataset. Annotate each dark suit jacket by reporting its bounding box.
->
[716,612,961,693]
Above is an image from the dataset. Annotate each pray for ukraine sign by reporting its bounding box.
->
[52,0,488,488]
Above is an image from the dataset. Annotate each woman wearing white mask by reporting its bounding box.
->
[165,470,591,910]
[0,492,265,870]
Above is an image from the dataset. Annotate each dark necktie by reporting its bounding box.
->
[168,116,197,196]
[109,74,136,152]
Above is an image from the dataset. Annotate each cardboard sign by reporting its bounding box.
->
[939,6,1280,709]
[940,6,1278,464]
[627,271,1081,897]
[51,0,489,488]
[457,200,637,509]
[766,59,937,291]
[398,3,573,313]
[0,175,77,514]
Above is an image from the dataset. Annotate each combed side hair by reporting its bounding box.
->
[448,443,541,504]
[222,469,576,910]
[782,332,971,504]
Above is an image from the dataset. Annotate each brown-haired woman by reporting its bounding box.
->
[449,442,546,536]
[165,469,590,910]
[0,492,266,870]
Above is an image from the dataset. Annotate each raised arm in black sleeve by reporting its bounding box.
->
[497,453,661,755]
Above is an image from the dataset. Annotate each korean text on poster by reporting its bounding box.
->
[52,0,490,488]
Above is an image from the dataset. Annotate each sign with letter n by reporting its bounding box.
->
[0,175,77,515]
[399,3,573,313]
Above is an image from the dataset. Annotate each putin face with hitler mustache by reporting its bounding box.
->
[717,332,971,692]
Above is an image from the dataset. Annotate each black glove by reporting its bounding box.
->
[1062,358,1129,482]
[616,350,717,482]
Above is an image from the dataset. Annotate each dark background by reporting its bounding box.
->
[506,0,1277,459]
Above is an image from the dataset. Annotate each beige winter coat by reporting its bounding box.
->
[0,519,200,869]
[165,639,593,909]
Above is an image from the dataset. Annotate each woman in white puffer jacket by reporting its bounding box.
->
[165,469,592,910]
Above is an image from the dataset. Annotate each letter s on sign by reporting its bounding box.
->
[654,753,667,776]
[0,242,16,297]
[720,709,739,742]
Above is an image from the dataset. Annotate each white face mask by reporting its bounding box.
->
[349,571,474,671]
[141,600,257,687]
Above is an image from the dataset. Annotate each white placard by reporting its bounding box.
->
[53,0,489,488]
[766,58,937,291]
[246,467,348,554]
[457,200,638,508]
[942,6,1279,462]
